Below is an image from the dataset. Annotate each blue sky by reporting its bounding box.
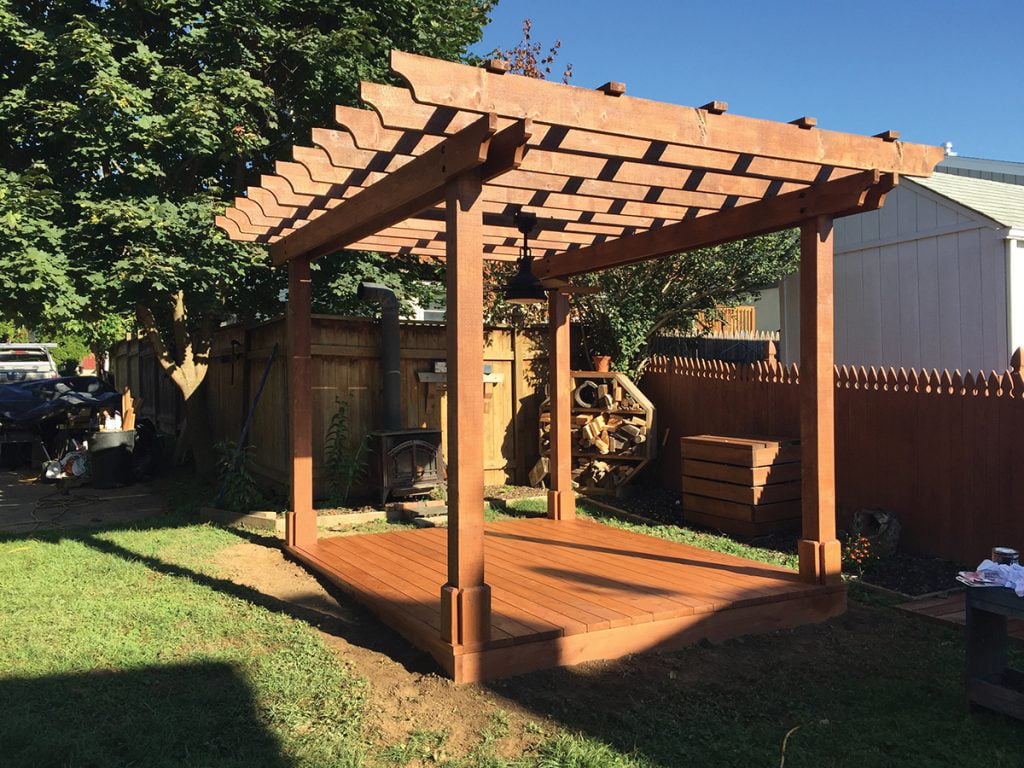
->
[476,1,1024,162]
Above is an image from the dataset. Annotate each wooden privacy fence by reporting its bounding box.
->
[643,349,1024,563]
[694,305,756,336]
[111,316,546,497]
[109,338,183,435]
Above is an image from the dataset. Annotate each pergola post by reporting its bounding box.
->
[440,169,491,645]
[797,215,841,585]
[547,290,575,520]
[286,254,316,550]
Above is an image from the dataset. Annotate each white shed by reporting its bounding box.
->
[778,158,1024,373]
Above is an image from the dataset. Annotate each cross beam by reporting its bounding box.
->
[391,51,943,176]
[533,170,896,279]
[269,114,531,264]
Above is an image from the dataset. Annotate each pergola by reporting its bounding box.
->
[218,51,943,682]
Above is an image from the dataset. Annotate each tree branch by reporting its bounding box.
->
[136,303,181,385]
[172,290,189,370]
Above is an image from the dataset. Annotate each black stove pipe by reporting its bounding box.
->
[357,282,402,431]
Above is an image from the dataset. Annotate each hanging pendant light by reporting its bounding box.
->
[503,210,547,304]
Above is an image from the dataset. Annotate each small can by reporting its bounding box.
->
[991,547,1020,566]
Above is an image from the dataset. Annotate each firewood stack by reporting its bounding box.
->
[537,372,656,495]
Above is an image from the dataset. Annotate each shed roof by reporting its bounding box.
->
[913,173,1024,230]
[217,51,944,273]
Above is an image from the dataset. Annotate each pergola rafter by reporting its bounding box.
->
[215,51,944,682]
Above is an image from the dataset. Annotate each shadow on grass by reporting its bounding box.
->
[0,662,289,768]
[482,602,1024,767]
[1,513,444,677]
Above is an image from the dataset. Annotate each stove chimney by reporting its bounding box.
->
[358,282,401,430]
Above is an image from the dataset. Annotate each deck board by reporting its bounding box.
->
[898,591,1024,639]
[386,529,624,631]
[290,517,844,681]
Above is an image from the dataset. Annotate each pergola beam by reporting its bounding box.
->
[310,129,736,216]
[356,85,867,185]
[326,114,809,203]
[270,114,530,264]
[391,51,944,175]
[533,171,896,279]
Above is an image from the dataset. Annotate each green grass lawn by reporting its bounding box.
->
[0,515,366,768]
[494,496,798,569]
[2,492,1023,767]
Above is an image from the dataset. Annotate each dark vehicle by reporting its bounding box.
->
[0,376,161,482]
[0,376,119,468]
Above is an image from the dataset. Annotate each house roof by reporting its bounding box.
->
[912,173,1024,230]
[937,154,1024,182]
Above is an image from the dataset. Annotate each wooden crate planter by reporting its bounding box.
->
[540,372,655,495]
[680,435,801,536]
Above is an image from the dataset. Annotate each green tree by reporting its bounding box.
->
[571,232,799,375]
[1,0,493,472]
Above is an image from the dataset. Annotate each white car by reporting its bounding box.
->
[0,343,59,384]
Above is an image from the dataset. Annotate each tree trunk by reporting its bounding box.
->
[90,344,110,383]
[183,379,217,479]
[136,291,216,480]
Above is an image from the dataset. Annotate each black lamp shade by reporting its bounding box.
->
[503,255,547,304]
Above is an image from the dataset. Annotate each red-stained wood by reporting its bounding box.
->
[646,351,1024,564]
[211,50,960,683]
[547,291,575,520]
[358,83,867,189]
[271,114,530,264]
[532,171,895,280]
[288,518,844,682]
[390,50,942,175]
[441,169,491,647]
[286,256,316,550]
[798,216,840,585]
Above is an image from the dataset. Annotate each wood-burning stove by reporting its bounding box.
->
[369,428,443,506]
[359,282,443,506]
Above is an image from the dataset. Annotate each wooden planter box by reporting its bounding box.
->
[680,435,801,536]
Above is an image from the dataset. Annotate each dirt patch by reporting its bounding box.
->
[0,469,167,534]
[484,484,547,501]
[211,537,550,761]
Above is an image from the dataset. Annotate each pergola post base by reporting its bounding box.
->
[547,489,576,521]
[798,539,843,585]
[440,584,492,646]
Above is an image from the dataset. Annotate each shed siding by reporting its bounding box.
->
[781,184,1010,372]
[1010,239,1024,353]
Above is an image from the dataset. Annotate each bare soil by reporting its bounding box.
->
[212,537,552,761]
[484,484,548,501]
[0,469,166,534]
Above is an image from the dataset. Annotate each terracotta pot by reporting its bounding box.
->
[591,355,612,372]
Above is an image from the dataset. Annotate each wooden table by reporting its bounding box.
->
[965,586,1024,719]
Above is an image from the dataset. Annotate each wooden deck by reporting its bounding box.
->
[289,517,845,682]
[898,591,1024,639]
